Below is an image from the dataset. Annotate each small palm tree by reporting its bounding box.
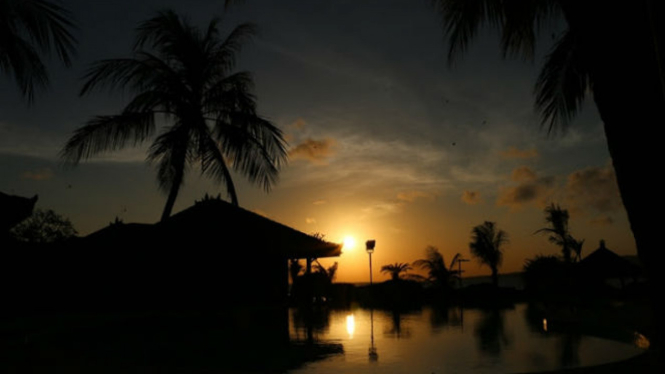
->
[469,221,508,288]
[535,203,583,263]
[0,0,77,102]
[61,10,287,221]
[413,246,461,290]
[381,262,412,281]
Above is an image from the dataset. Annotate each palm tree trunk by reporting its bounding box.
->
[562,0,665,351]
[160,158,186,222]
[491,268,499,288]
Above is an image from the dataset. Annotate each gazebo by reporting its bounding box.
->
[73,196,342,308]
[579,240,642,288]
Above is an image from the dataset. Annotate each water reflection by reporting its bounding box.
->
[287,303,645,374]
[383,309,413,339]
[368,309,378,362]
[473,308,512,356]
[346,314,355,338]
[291,306,331,342]
[1,309,344,373]
[430,304,464,331]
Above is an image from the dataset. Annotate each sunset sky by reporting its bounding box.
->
[0,0,636,283]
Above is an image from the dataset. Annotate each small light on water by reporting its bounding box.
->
[634,332,650,349]
[346,314,355,338]
[543,318,548,332]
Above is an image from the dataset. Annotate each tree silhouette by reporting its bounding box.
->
[535,204,584,263]
[536,203,571,262]
[380,262,412,281]
[432,0,664,350]
[413,246,461,290]
[0,0,77,102]
[61,10,287,221]
[10,208,77,243]
[469,221,508,288]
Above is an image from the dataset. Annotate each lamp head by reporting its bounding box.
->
[365,240,376,253]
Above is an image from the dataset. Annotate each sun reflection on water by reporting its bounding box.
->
[346,314,355,338]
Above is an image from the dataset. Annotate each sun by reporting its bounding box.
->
[342,236,357,251]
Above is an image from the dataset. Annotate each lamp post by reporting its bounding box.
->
[365,240,376,285]
[457,258,470,288]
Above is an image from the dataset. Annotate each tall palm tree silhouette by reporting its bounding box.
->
[0,0,77,102]
[61,10,287,221]
[469,221,508,288]
[434,0,664,348]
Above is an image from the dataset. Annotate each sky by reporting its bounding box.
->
[0,0,636,283]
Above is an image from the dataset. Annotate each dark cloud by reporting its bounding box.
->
[500,146,539,160]
[288,138,336,164]
[461,190,482,205]
[565,165,622,213]
[497,167,555,209]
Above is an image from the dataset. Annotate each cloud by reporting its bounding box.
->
[589,215,614,226]
[396,190,434,202]
[312,200,327,205]
[500,146,539,160]
[461,190,482,205]
[497,166,555,209]
[288,137,337,164]
[21,168,54,181]
[291,118,307,130]
[565,165,622,213]
[511,166,537,181]
[305,217,316,224]
[361,201,404,218]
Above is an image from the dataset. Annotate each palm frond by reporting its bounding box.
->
[0,32,48,102]
[214,22,257,73]
[499,0,559,60]
[80,54,185,96]
[433,0,503,65]
[535,27,589,133]
[9,0,77,66]
[147,124,191,192]
[433,0,560,64]
[214,115,288,192]
[134,10,191,52]
[60,112,155,164]
[203,71,255,113]
[198,129,239,205]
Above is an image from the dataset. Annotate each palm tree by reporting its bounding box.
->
[433,0,664,350]
[535,203,572,262]
[535,203,584,263]
[570,237,584,262]
[0,0,77,102]
[469,221,508,288]
[60,10,287,221]
[381,262,412,281]
[413,246,461,290]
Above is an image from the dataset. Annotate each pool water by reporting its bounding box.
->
[288,304,646,374]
